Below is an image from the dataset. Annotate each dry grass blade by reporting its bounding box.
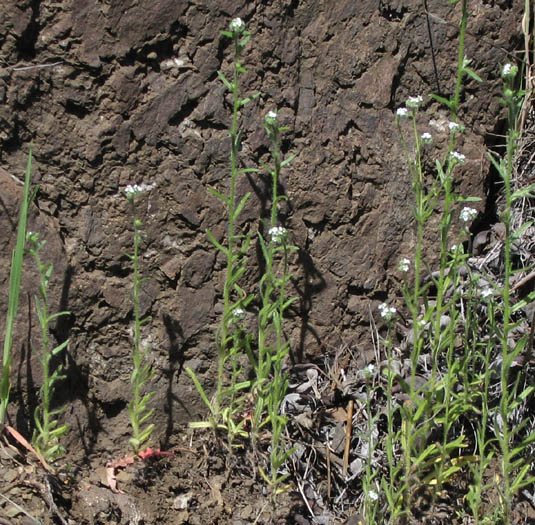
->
[2,425,53,474]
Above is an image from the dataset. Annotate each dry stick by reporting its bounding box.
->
[342,400,354,477]
[520,1,534,134]
[326,443,332,501]
[11,61,62,71]
[297,480,316,518]
[511,268,535,292]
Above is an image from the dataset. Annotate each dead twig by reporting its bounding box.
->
[342,400,354,478]
[326,443,332,501]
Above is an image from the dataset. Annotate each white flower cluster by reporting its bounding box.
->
[406,95,423,109]
[229,17,245,33]
[450,151,466,165]
[364,363,376,377]
[124,183,154,197]
[420,132,432,145]
[460,206,477,222]
[501,63,518,80]
[378,302,396,321]
[266,110,277,122]
[233,307,245,319]
[398,258,410,272]
[481,287,493,299]
[395,95,424,121]
[448,121,464,135]
[368,490,379,501]
[269,226,287,243]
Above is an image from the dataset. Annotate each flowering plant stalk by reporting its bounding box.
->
[0,151,33,424]
[27,231,70,462]
[253,110,297,497]
[186,17,257,446]
[489,63,535,523]
[125,185,155,453]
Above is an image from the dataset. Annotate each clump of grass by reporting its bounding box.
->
[0,151,33,424]
[125,184,156,454]
[27,230,70,463]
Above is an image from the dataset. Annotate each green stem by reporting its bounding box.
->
[0,152,32,423]
[218,33,242,414]
[132,203,142,448]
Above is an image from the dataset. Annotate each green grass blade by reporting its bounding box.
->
[0,150,32,423]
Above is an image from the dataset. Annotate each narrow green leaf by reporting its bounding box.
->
[430,93,454,110]
[1,150,32,423]
[233,192,251,221]
[185,367,215,416]
[207,186,230,204]
[280,154,296,168]
[206,229,228,256]
[217,71,233,91]
[463,67,483,83]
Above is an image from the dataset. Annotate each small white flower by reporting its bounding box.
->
[448,121,464,134]
[501,63,518,79]
[460,207,477,222]
[265,110,277,126]
[229,17,245,33]
[450,151,466,165]
[269,226,287,244]
[406,95,423,109]
[481,288,493,299]
[396,107,409,119]
[420,132,432,145]
[378,303,396,321]
[415,319,426,330]
[368,490,379,501]
[398,258,410,272]
[125,184,143,196]
[450,244,457,252]
[233,307,245,319]
[365,363,376,376]
[124,183,154,197]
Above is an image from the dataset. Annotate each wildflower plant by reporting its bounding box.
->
[0,151,33,424]
[125,184,155,453]
[186,17,259,445]
[253,110,297,496]
[27,231,70,462]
